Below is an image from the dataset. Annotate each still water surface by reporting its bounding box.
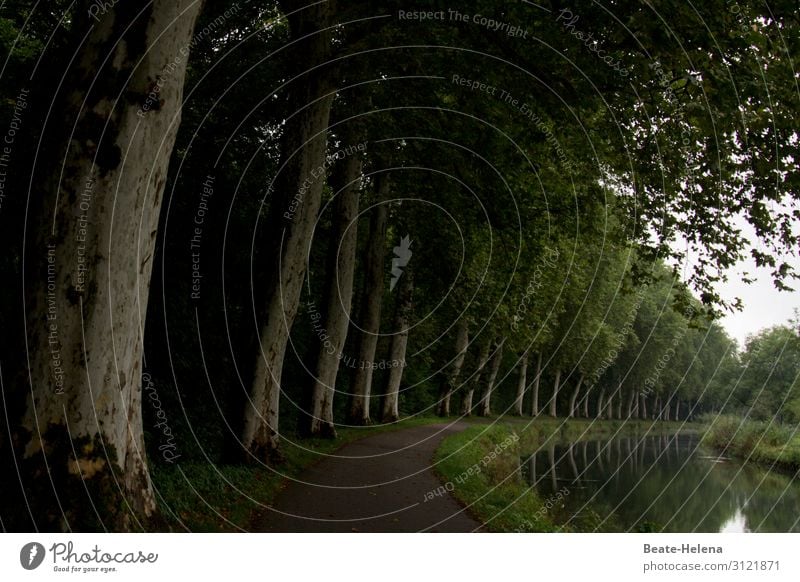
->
[523,433,800,532]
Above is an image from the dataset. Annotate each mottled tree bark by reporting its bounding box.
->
[10,0,202,531]
[307,137,363,437]
[381,270,413,422]
[348,176,389,424]
[243,0,336,460]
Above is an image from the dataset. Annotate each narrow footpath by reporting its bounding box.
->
[258,422,482,532]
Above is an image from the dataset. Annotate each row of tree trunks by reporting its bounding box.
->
[581,383,594,418]
[437,319,469,417]
[381,269,414,422]
[461,342,491,416]
[596,387,606,419]
[567,373,585,418]
[348,176,390,424]
[627,391,638,418]
[243,0,337,462]
[12,0,203,531]
[307,128,364,438]
[477,338,506,417]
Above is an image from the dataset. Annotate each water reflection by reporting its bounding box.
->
[521,433,800,532]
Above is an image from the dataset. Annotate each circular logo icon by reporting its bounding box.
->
[20,542,46,570]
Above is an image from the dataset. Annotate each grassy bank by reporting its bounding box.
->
[701,415,800,475]
[434,417,695,532]
[151,415,445,531]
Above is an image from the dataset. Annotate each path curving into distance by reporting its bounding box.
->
[258,422,482,532]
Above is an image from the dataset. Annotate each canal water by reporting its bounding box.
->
[522,432,800,532]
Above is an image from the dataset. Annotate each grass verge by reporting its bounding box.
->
[701,414,800,475]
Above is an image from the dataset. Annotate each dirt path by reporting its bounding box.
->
[257,422,482,532]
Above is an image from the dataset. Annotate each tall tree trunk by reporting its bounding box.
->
[654,395,661,420]
[348,176,389,424]
[664,398,671,421]
[437,319,469,417]
[307,137,363,437]
[568,374,585,418]
[626,390,636,418]
[605,392,614,419]
[581,383,594,418]
[641,394,648,420]
[461,341,491,416]
[674,398,681,421]
[477,338,505,417]
[512,351,529,416]
[381,270,413,422]
[8,1,202,531]
[243,1,336,460]
[616,392,624,419]
[609,384,622,419]
[596,387,606,419]
[549,368,562,417]
[530,352,542,416]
